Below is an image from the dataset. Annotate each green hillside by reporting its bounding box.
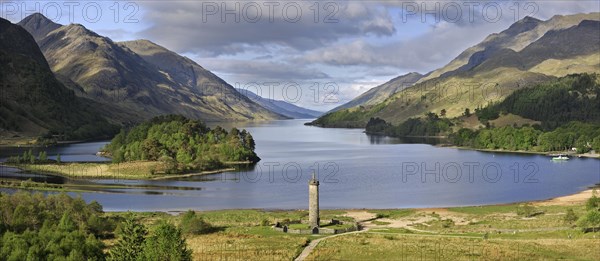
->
[476,73,600,129]
[365,74,600,153]
[0,18,118,141]
[311,14,600,129]
[17,14,283,123]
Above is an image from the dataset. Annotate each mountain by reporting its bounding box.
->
[311,13,600,128]
[417,13,600,83]
[471,20,600,74]
[0,18,117,140]
[235,89,322,119]
[330,72,423,112]
[17,13,283,123]
[118,40,284,121]
[16,13,61,41]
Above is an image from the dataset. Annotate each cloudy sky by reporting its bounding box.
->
[3,0,599,111]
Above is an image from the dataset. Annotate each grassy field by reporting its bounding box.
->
[111,209,353,261]
[305,202,599,260]
[8,162,156,179]
[103,195,599,261]
[6,161,235,180]
[307,233,599,260]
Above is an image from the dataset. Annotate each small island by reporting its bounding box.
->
[5,115,260,180]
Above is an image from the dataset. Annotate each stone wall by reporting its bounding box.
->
[272,222,360,235]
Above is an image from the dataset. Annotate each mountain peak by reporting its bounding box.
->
[19,12,55,24]
[521,16,542,23]
[59,23,102,38]
[506,16,541,34]
[17,12,62,41]
[120,39,169,54]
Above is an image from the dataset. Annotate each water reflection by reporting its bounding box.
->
[366,134,446,145]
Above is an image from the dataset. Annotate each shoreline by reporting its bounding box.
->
[532,188,597,206]
[149,168,236,180]
[1,163,595,211]
[1,180,594,213]
[440,144,600,159]
[1,162,239,181]
[308,125,600,159]
[103,186,598,213]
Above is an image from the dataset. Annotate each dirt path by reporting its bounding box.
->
[294,211,375,261]
[294,229,366,261]
[295,209,478,261]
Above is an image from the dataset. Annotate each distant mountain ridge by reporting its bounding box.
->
[235,89,323,119]
[417,13,600,83]
[311,12,600,128]
[330,72,423,112]
[17,13,284,124]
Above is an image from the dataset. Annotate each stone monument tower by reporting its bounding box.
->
[309,173,320,229]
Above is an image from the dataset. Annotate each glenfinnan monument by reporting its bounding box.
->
[309,173,320,229]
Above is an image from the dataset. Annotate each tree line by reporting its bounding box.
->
[476,73,600,130]
[450,121,600,153]
[5,149,61,164]
[366,112,453,137]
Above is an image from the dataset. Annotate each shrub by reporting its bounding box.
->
[441,219,455,228]
[586,190,600,210]
[564,208,578,224]
[260,219,270,226]
[577,210,600,232]
[180,210,213,235]
[516,204,537,217]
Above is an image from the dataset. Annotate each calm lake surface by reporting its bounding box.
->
[1,119,599,211]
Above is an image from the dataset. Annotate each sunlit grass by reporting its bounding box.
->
[307,233,600,260]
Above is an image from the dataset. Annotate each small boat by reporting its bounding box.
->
[552,155,569,161]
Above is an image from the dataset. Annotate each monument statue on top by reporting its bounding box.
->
[309,172,320,229]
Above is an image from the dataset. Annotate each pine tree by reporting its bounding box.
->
[29,149,36,164]
[108,214,148,261]
[142,221,192,261]
[58,212,75,231]
[56,154,61,164]
[38,151,47,162]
